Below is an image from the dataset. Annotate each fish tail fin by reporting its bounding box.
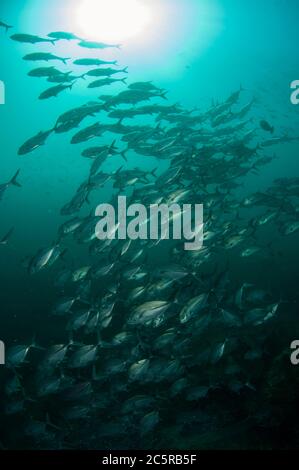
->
[59,248,68,261]
[114,165,124,175]
[5,25,13,33]
[250,162,259,174]
[62,57,71,64]
[10,169,21,187]
[112,60,118,65]
[122,66,128,74]
[109,139,117,152]
[85,191,91,205]
[30,334,45,350]
[46,413,61,431]
[120,150,128,162]
[51,123,58,133]
[0,227,14,245]
[50,39,57,46]
[80,73,86,80]
[151,167,158,177]
[249,219,258,237]
[121,77,127,84]
[160,91,168,100]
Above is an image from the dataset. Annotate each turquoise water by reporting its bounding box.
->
[0,0,299,449]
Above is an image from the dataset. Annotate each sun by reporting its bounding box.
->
[75,0,152,44]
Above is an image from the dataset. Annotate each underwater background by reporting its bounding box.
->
[0,0,299,450]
